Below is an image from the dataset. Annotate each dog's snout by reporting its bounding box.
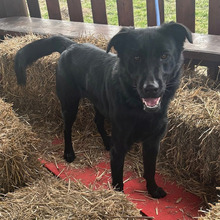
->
[143,81,159,94]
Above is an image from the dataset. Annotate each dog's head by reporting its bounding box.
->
[107,22,192,112]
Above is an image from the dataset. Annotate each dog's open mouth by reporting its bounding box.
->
[142,97,161,110]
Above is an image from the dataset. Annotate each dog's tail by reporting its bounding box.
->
[15,36,75,85]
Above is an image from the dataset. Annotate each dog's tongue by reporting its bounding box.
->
[142,97,161,108]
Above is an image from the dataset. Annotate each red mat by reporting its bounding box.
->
[41,139,203,219]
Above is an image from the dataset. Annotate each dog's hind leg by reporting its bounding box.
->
[94,108,111,151]
[61,97,80,163]
[57,74,80,163]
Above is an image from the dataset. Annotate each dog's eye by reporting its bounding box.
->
[161,54,169,60]
[134,56,141,62]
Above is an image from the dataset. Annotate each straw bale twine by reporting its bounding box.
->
[0,175,141,219]
[0,98,43,193]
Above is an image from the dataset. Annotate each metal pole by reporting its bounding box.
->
[154,0,160,26]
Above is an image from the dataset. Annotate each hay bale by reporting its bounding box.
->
[0,35,61,126]
[159,71,220,202]
[0,175,141,219]
[0,98,42,193]
[0,34,108,128]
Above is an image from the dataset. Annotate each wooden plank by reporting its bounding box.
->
[0,17,121,39]
[208,0,220,35]
[26,0,41,18]
[2,0,28,17]
[116,0,134,26]
[67,0,83,22]
[91,0,107,24]
[46,0,62,20]
[1,17,220,64]
[176,0,195,32]
[183,33,220,63]
[147,0,164,26]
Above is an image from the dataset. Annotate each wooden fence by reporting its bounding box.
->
[0,0,220,35]
[0,0,220,79]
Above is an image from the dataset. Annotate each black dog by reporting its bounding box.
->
[15,22,192,198]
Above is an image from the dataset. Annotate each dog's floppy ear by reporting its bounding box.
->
[161,22,193,44]
[107,28,135,55]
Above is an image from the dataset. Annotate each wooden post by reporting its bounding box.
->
[67,0,83,22]
[176,0,195,33]
[26,0,41,18]
[207,63,220,81]
[2,0,28,17]
[91,0,107,24]
[208,0,220,35]
[46,0,62,20]
[116,0,134,26]
[208,0,220,80]
[0,0,6,18]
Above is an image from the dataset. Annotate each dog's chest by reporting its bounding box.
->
[130,114,166,142]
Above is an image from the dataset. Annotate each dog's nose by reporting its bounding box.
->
[143,81,159,94]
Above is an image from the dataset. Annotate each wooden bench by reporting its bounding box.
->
[0,0,220,81]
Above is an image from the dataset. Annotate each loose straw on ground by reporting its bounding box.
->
[0,174,142,219]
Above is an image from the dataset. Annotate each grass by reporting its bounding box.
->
[38,0,209,34]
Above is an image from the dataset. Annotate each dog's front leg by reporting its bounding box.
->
[143,139,167,198]
[110,138,126,191]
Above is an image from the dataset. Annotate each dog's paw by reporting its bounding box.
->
[148,187,167,198]
[64,153,76,163]
[112,182,124,192]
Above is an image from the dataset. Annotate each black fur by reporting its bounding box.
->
[14,22,192,198]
